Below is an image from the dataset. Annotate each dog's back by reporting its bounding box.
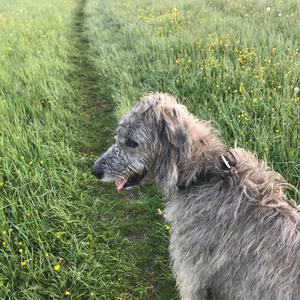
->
[165,148,300,300]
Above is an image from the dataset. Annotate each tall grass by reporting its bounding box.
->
[0,0,88,298]
[85,0,300,194]
[0,0,175,299]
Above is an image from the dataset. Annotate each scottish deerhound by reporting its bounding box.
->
[91,93,300,300]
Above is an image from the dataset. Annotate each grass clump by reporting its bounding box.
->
[0,0,87,298]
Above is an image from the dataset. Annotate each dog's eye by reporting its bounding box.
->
[126,138,138,148]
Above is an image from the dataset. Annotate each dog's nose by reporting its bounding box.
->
[91,165,104,179]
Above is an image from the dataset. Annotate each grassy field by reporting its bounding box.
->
[85,0,300,190]
[0,0,299,299]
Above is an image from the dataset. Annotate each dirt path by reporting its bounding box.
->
[70,1,177,298]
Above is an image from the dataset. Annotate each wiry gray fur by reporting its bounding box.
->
[92,93,300,300]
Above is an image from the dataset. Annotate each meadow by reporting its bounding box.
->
[0,0,299,299]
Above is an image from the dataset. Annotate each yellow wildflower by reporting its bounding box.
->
[21,261,27,267]
[18,241,23,246]
[20,156,25,160]
[44,252,49,257]
[239,83,245,93]
[2,230,7,235]
[157,208,163,215]
[154,27,163,37]
[0,181,4,188]
[165,225,171,231]
[19,249,23,254]
[54,264,61,271]
[64,290,71,295]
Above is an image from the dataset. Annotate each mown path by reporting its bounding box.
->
[71,1,177,298]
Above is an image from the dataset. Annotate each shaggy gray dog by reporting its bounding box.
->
[91,93,300,300]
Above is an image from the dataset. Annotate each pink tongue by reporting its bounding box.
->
[115,179,127,191]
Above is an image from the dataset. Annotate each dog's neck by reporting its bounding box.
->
[177,131,227,186]
[176,121,228,189]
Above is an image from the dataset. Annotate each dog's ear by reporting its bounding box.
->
[158,106,190,160]
[146,93,191,196]
[156,104,191,196]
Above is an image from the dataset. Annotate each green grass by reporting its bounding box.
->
[0,0,299,299]
[0,0,174,299]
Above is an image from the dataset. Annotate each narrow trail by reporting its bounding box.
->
[73,0,116,155]
[69,1,177,299]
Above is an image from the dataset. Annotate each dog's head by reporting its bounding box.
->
[91,93,191,193]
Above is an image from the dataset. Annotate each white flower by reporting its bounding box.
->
[278,12,282,17]
[266,7,271,12]
[294,87,299,94]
